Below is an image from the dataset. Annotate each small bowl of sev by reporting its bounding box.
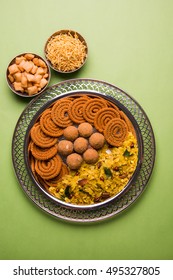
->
[44,30,88,73]
[6,53,51,97]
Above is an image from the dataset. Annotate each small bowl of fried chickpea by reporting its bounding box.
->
[6,53,51,97]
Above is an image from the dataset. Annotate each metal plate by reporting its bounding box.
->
[12,79,156,223]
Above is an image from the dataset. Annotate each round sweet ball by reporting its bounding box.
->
[73,137,88,154]
[63,125,79,141]
[89,132,105,150]
[66,153,83,170]
[57,140,73,156]
[83,148,99,164]
[78,122,93,138]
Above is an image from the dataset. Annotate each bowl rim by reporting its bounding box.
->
[44,29,88,74]
[6,52,51,98]
[24,90,144,210]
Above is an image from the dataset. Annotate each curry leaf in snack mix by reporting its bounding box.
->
[123,149,131,157]
[104,167,113,178]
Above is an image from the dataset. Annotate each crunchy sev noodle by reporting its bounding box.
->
[45,32,87,72]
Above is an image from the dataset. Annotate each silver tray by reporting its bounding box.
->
[12,79,156,223]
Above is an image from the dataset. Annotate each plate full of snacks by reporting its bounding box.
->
[12,79,155,222]
[24,91,143,209]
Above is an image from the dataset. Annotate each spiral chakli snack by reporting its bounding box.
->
[119,110,136,136]
[44,163,69,188]
[104,118,128,147]
[30,122,58,148]
[36,175,50,192]
[36,162,69,191]
[35,154,62,180]
[83,98,108,124]
[30,141,58,160]
[107,100,120,112]
[68,96,90,124]
[51,98,73,127]
[40,109,64,137]
[30,154,36,175]
[94,108,121,133]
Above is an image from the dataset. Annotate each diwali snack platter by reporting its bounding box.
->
[25,91,141,209]
[8,29,155,222]
[12,79,155,222]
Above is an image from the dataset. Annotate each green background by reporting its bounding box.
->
[0,0,172,260]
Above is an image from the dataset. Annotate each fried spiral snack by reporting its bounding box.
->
[44,163,69,187]
[107,100,120,112]
[119,111,136,136]
[30,141,58,160]
[83,98,108,123]
[68,96,90,123]
[30,122,58,148]
[37,162,69,190]
[35,154,62,180]
[104,118,128,147]
[29,154,36,175]
[40,109,64,137]
[94,108,120,133]
[51,98,73,127]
